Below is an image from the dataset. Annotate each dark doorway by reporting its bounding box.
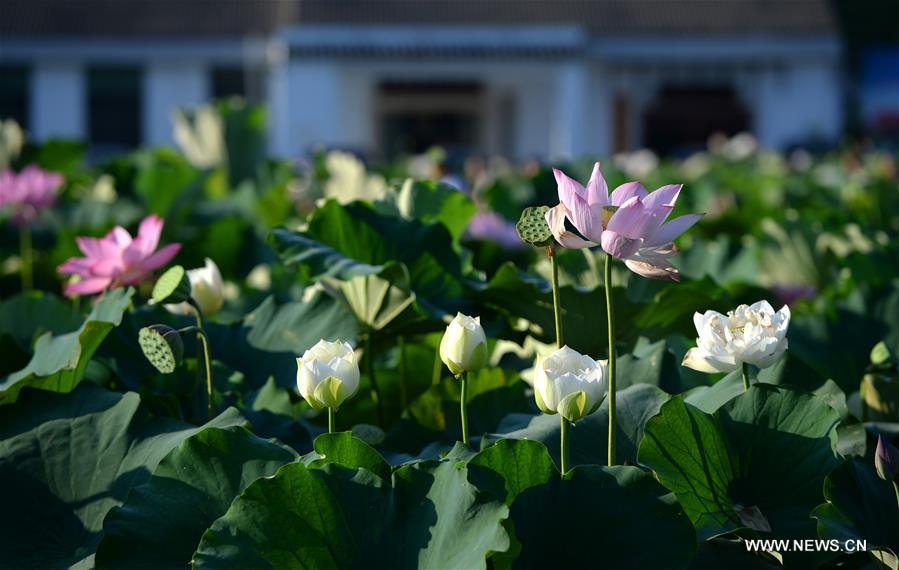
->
[87,66,143,151]
[0,66,30,129]
[378,81,483,159]
[643,85,751,156]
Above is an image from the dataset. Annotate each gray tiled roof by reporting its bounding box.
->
[0,0,836,38]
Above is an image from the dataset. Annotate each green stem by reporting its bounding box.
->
[560,416,570,476]
[460,372,470,446]
[604,254,617,467]
[365,333,385,428]
[548,246,563,348]
[328,407,336,434]
[893,481,899,510]
[189,298,214,420]
[198,330,214,420]
[742,362,751,392]
[20,225,32,291]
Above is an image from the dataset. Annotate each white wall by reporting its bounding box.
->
[272,58,574,159]
[143,62,209,146]
[30,62,85,141]
[755,62,842,148]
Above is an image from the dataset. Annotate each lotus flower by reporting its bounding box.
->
[296,339,361,410]
[546,162,703,280]
[58,214,181,296]
[682,301,791,373]
[534,345,607,423]
[0,165,63,226]
[440,313,488,376]
[165,258,225,316]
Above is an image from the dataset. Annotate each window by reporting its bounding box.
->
[643,85,750,156]
[378,81,484,160]
[0,66,30,129]
[87,67,142,149]
[211,66,246,100]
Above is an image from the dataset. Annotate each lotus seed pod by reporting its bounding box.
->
[152,265,192,305]
[515,206,555,247]
[139,324,184,374]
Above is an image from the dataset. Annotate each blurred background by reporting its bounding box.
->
[1,0,897,163]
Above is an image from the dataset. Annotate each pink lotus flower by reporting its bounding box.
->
[58,214,181,296]
[546,162,703,281]
[0,165,64,226]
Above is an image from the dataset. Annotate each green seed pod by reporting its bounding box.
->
[139,324,184,374]
[152,265,192,305]
[515,206,555,247]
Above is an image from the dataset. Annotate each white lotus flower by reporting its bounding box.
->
[682,301,790,373]
[296,339,360,410]
[534,346,607,423]
[165,258,224,316]
[440,313,488,376]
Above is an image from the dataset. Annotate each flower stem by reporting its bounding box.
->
[459,372,470,446]
[742,362,751,392]
[365,333,385,428]
[560,416,570,476]
[548,246,563,348]
[328,407,336,434]
[604,254,617,467]
[20,225,32,292]
[892,481,899,510]
[189,298,215,420]
[198,329,214,420]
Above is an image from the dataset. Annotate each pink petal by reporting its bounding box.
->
[64,276,113,296]
[137,215,164,254]
[606,196,665,239]
[110,227,133,248]
[609,182,648,206]
[642,184,682,214]
[554,168,602,241]
[57,257,94,276]
[139,242,181,271]
[585,162,609,207]
[624,259,680,281]
[553,168,587,202]
[644,213,704,247]
[600,230,643,259]
[545,204,595,249]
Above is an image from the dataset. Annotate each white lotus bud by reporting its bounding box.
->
[439,313,488,376]
[165,258,224,316]
[534,346,607,423]
[296,339,360,410]
[683,301,790,373]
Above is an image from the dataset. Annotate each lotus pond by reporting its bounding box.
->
[1,108,898,569]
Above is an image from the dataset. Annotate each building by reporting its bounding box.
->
[0,0,843,159]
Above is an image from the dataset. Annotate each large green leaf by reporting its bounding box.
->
[192,459,509,569]
[0,384,244,568]
[490,383,669,467]
[270,200,464,316]
[0,290,83,347]
[0,287,134,405]
[639,385,842,543]
[95,426,297,569]
[812,460,899,557]
[469,439,696,568]
[304,432,391,481]
[374,178,477,243]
